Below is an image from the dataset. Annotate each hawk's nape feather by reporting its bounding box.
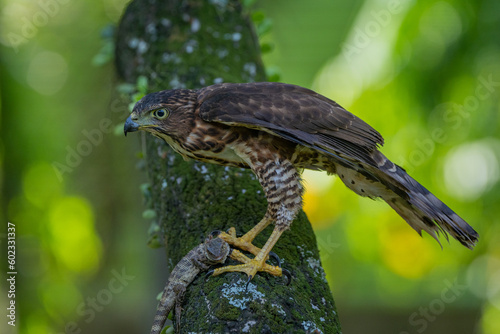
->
[198,82,384,167]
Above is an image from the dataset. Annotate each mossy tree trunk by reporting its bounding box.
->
[115,0,341,332]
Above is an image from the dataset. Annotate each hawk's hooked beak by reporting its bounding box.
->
[124,116,140,136]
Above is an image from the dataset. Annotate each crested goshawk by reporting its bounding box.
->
[124,82,478,279]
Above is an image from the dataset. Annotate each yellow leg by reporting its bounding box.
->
[211,226,285,278]
[218,214,272,256]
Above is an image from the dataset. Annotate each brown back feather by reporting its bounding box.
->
[198,82,383,166]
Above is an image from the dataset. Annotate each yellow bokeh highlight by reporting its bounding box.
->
[302,191,320,220]
[482,304,500,334]
[303,191,340,229]
[379,219,434,279]
[23,162,63,208]
[302,170,339,229]
[48,197,102,274]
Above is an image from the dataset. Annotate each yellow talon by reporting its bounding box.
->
[218,228,263,257]
[213,226,286,279]
[210,249,282,277]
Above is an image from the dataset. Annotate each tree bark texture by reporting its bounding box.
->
[115,0,341,332]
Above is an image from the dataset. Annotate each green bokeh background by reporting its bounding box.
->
[1,0,499,333]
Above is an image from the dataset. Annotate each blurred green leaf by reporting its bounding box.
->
[147,234,162,249]
[116,83,136,94]
[265,65,281,82]
[143,209,157,219]
[256,18,272,37]
[140,183,151,195]
[91,52,112,67]
[92,28,115,67]
[251,11,272,37]
[137,75,149,94]
[260,42,274,54]
[156,291,163,301]
[100,24,115,39]
[147,220,162,249]
[251,10,265,24]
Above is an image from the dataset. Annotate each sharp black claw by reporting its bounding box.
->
[282,269,292,286]
[269,252,281,268]
[205,269,214,281]
[245,275,253,291]
[210,230,222,238]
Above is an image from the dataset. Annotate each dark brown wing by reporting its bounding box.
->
[197,82,384,166]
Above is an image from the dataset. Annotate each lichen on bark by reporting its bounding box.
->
[115,0,341,332]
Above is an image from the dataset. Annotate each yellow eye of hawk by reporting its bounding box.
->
[153,108,169,119]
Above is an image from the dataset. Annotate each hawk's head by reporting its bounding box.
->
[124,89,197,142]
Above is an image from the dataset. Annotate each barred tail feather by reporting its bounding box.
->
[373,152,479,249]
